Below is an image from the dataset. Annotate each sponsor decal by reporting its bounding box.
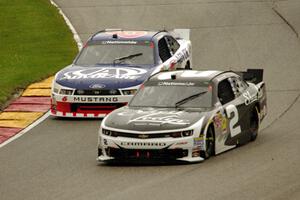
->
[89,83,106,89]
[243,91,258,105]
[128,111,190,125]
[175,49,190,64]
[158,82,195,86]
[120,142,167,147]
[73,97,118,102]
[102,40,137,45]
[213,112,227,133]
[194,137,204,150]
[60,67,148,80]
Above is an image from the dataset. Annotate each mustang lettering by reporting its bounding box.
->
[73,97,118,102]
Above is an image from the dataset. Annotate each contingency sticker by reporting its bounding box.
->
[214,112,227,134]
[194,137,204,150]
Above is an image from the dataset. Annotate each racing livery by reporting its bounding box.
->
[97,69,267,163]
[51,29,192,117]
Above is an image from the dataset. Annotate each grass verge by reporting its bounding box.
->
[0,0,78,109]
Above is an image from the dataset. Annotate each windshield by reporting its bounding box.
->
[75,42,154,66]
[130,83,212,108]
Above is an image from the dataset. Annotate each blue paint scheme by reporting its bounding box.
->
[54,30,174,90]
[56,65,155,90]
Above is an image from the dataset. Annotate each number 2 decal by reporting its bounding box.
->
[225,105,241,137]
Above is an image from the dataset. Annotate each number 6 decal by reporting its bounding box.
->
[225,105,241,137]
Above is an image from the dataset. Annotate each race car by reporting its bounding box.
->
[51,29,192,117]
[97,69,267,163]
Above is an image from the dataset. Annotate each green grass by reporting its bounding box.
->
[0,0,78,108]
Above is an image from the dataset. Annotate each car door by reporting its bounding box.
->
[217,77,244,146]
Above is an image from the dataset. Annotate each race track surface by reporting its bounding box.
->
[1,0,299,199]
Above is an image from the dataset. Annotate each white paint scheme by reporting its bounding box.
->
[55,111,106,118]
[157,71,179,80]
[98,116,205,163]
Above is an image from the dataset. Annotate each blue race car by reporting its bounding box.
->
[51,29,192,117]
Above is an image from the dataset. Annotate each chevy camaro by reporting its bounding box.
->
[97,69,267,163]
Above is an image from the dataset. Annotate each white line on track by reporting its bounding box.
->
[0,111,50,148]
[50,0,83,50]
[0,1,82,148]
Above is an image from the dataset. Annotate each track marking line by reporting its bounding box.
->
[50,0,83,49]
[0,1,82,147]
[0,111,50,148]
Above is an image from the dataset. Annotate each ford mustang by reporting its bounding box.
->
[51,29,191,117]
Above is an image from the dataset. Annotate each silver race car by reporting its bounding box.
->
[97,69,267,163]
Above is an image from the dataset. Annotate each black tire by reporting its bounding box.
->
[185,61,191,69]
[200,126,215,159]
[250,107,259,141]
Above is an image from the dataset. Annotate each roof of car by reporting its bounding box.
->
[149,70,226,83]
[90,29,167,41]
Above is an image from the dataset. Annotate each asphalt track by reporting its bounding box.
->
[1,0,300,199]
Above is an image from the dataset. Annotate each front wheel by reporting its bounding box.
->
[200,126,215,159]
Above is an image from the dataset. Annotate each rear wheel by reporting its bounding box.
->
[200,126,215,159]
[250,107,259,141]
[185,61,191,69]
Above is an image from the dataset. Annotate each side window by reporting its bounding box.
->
[218,79,235,105]
[166,36,180,55]
[158,37,172,62]
[228,77,248,96]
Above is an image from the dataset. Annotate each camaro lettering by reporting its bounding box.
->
[120,142,167,147]
[61,68,147,80]
[128,111,190,125]
[73,97,118,102]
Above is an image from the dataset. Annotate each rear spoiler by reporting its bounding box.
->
[236,69,264,84]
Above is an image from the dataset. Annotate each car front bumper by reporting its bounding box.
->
[50,93,131,118]
[97,134,205,163]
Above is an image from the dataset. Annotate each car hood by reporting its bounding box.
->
[104,107,208,132]
[55,65,154,89]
